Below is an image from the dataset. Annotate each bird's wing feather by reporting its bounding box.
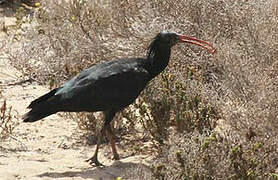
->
[55,59,151,111]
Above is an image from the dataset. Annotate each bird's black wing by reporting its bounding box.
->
[55,58,151,111]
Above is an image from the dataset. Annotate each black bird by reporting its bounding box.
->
[23,31,215,166]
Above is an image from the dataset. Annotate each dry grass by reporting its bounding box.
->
[0,100,18,141]
[5,0,278,179]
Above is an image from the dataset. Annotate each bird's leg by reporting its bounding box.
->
[105,124,120,160]
[86,110,117,166]
[86,125,105,166]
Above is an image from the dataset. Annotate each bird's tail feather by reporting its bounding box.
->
[22,108,57,122]
[23,87,61,123]
[28,88,60,108]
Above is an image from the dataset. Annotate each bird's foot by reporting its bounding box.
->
[85,155,104,167]
[113,153,120,160]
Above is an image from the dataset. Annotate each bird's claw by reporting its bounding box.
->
[113,153,120,160]
[86,156,104,167]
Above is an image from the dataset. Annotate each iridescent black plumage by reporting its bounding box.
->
[23,31,215,166]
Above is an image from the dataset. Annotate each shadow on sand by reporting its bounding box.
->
[37,160,152,180]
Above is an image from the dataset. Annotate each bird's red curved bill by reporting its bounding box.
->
[179,35,216,54]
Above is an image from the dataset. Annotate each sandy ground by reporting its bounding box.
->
[0,5,151,180]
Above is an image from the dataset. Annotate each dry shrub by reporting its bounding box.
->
[0,100,18,141]
[7,0,278,179]
[0,0,38,5]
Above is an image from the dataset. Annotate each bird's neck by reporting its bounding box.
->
[147,44,171,78]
